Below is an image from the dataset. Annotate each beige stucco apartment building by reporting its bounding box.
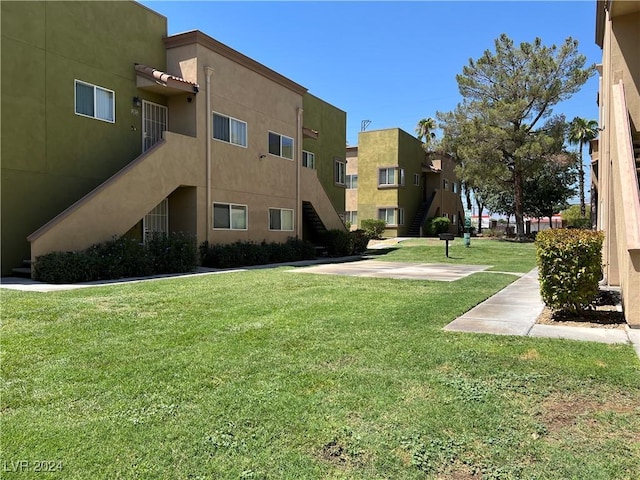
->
[592,0,640,327]
[1,2,346,276]
[346,128,465,237]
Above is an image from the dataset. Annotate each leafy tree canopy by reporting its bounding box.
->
[438,34,595,239]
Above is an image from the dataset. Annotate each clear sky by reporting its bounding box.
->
[140,0,601,149]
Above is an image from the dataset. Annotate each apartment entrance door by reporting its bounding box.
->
[142,100,168,152]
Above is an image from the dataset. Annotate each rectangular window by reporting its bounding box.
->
[302,151,315,169]
[75,80,114,122]
[335,158,346,185]
[443,179,449,190]
[213,113,247,147]
[268,131,294,159]
[213,203,247,230]
[378,207,404,226]
[346,174,358,189]
[452,182,458,194]
[378,167,405,187]
[345,211,358,226]
[414,173,420,186]
[269,208,294,231]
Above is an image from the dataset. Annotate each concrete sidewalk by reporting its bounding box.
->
[444,268,640,357]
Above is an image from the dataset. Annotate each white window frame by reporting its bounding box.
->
[378,167,405,187]
[74,79,115,123]
[268,131,294,160]
[346,174,358,189]
[452,182,458,194]
[302,150,315,169]
[378,207,404,226]
[268,208,294,231]
[335,158,346,186]
[213,112,247,147]
[345,211,358,226]
[213,202,248,230]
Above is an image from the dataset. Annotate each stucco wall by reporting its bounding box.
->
[1,1,167,274]
[302,93,347,216]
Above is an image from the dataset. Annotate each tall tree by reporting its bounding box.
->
[523,153,578,228]
[567,117,598,217]
[415,117,436,150]
[438,34,595,239]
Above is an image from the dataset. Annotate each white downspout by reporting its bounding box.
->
[296,107,303,239]
[205,67,214,243]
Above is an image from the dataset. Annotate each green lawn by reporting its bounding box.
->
[2,241,639,479]
[372,237,538,273]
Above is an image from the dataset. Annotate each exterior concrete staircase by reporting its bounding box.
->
[408,192,436,237]
[27,132,201,268]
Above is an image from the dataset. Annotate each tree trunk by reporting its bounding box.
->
[513,169,525,240]
[579,144,586,217]
[548,215,553,228]
[475,197,483,233]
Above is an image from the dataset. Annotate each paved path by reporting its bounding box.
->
[444,268,640,355]
[290,260,491,282]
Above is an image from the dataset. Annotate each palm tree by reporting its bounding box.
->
[416,117,436,151]
[568,117,598,217]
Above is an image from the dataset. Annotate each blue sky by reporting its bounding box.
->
[140,0,601,148]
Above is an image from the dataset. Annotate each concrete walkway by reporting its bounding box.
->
[444,268,640,357]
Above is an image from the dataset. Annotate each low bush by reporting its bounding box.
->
[322,229,371,257]
[535,228,604,312]
[425,217,451,236]
[361,219,386,239]
[199,237,316,269]
[34,233,196,284]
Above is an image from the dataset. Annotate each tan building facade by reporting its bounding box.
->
[593,0,640,327]
[2,2,346,276]
[345,128,465,237]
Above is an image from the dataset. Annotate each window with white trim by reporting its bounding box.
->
[213,113,247,147]
[302,151,315,169]
[269,208,294,231]
[213,203,247,230]
[269,131,294,159]
[346,174,358,189]
[378,207,404,226]
[75,80,114,122]
[345,211,358,226]
[334,158,346,185]
[378,167,405,187]
[452,182,458,194]
[414,173,420,186]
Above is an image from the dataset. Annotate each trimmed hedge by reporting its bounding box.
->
[199,238,316,269]
[425,216,451,236]
[535,228,604,312]
[33,233,197,284]
[361,219,386,239]
[322,229,371,257]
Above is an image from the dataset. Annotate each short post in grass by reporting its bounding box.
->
[439,232,455,258]
[464,217,471,247]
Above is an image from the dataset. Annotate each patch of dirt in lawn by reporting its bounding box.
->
[541,393,637,435]
[535,289,626,330]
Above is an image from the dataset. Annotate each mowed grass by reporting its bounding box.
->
[2,241,639,479]
[373,237,538,273]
